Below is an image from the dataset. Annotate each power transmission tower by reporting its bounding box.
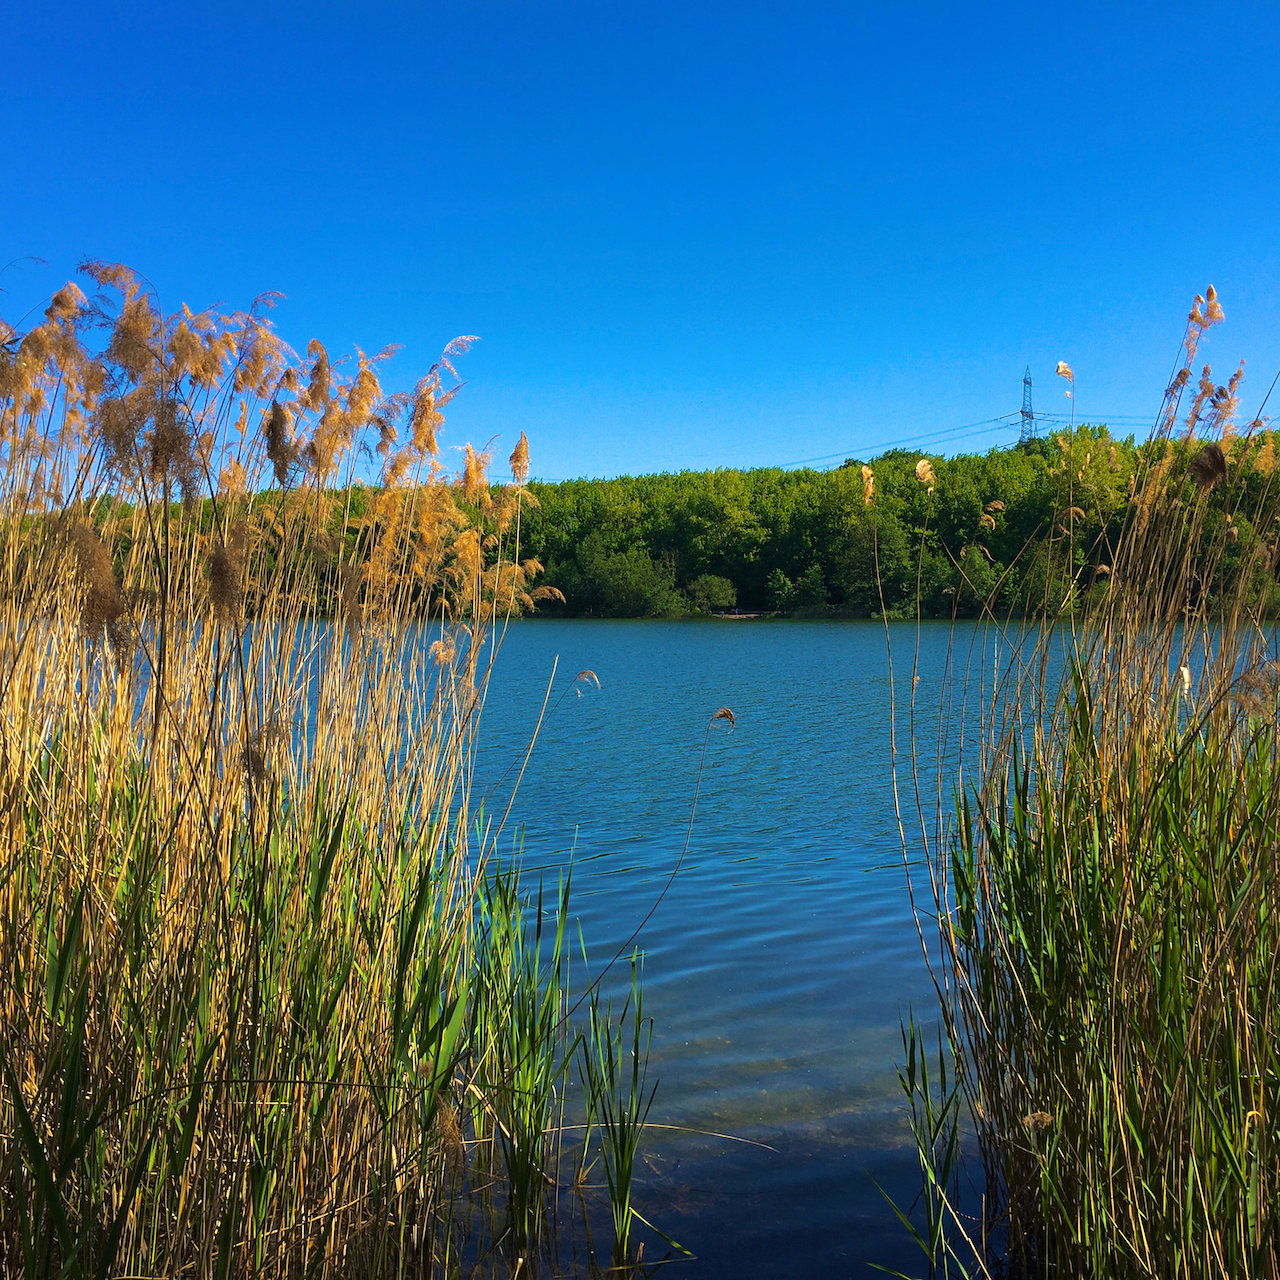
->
[1018,365,1036,443]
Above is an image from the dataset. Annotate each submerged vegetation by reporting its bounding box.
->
[0,265,659,1277]
[902,287,1280,1277]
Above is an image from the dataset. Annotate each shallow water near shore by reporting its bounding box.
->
[474,619,995,1278]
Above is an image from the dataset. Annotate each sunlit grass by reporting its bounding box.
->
[898,286,1280,1277]
[0,264,653,1278]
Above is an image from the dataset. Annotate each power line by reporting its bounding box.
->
[775,414,1019,469]
[523,385,1159,482]
[1034,414,1152,426]
[779,406,1150,472]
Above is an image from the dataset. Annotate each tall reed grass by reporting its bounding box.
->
[898,287,1280,1278]
[0,266,650,1277]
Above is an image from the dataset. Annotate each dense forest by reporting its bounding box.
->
[510,425,1273,618]
[83,424,1272,625]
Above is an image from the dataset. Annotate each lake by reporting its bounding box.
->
[475,619,995,1278]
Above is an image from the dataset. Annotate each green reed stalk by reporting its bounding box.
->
[949,674,1280,1277]
[879,1017,974,1280]
[472,870,577,1251]
[899,287,1280,1278]
[577,955,656,1266]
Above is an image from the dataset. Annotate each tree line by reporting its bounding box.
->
[511,425,1279,618]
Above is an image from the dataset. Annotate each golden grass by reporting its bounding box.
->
[0,264,586,1277]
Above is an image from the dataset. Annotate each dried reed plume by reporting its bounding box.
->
[69,522,126,639]
[510,431,530,484]
[1189,441,1228,489]
[0,263,580,1280]
[263,400,295,485]
[340,562,363,638]
[208,521,247,621]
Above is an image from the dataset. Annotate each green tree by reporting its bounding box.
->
[766,568,794,611]
[793,564,829,608]
[685,574,737,612]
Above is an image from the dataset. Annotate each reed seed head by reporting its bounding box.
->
[107,294,160,381]
[1190,442,1227,489]
[1204,283,1225,325]
[70,522,126,636]
[46,282,86,323]
[263,401,295,486]
[509,431,530,484]
[148,395,197,504]
[208,522,247,622]
[437,1106,468,1178]
[1256,435,1276,476]
[409,376,443,456]
[309,530,338,567]
[462,443,489,505]
[304,339,331,410]
[1232,666,1277,717]
[341,564,363,639]
[243,719,282,786]
[93,394,145,475]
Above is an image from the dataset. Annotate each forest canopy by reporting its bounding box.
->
[513,426,1269,618]
[253,424,1276,621]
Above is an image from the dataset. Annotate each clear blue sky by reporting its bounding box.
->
[7,1,1280,480]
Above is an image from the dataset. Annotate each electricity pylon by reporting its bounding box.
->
[1018,365,1036,443]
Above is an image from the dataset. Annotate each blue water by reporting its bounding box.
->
[474,619,997,1278]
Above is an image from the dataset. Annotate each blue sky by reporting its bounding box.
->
[6,1,1280,480]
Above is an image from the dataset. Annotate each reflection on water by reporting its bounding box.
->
[475,619,992,1278]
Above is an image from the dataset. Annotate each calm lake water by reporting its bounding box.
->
[474,620,996,1279]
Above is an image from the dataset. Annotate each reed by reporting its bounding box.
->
[0,265,640,1277]
[472,871,575,1251]
[577,956,656,1266]
[900,288,1280,1277]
